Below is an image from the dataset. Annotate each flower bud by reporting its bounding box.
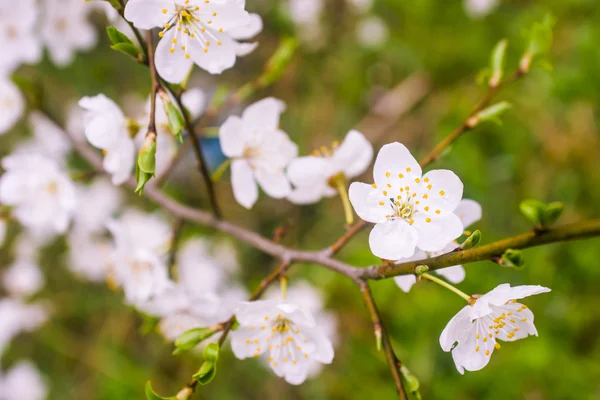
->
[460,230,482,250]
[135,133,157,195]
[541,201,564,227]
[400,365,421,399]
[159,91,185,143]
[519,199,545,227]
[501,249,525,269]
[489,39,508,88]
[414,265,429,275]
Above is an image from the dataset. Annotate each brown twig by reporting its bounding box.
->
[146,31,159,135]
[360,282,407,399]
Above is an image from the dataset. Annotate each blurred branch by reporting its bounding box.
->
[362,219,600,280]
[360,283,407,399]
[146,31,159,136]
[419,66,527,168]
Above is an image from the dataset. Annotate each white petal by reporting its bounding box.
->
[439,305,471,352]
[454,199,482,228]
[202,1,251,31]
[190,30,237,75]
[228,13,263,40]
[219,116,245,157]
[231,159,258,209]
[451,320,495,374]
[287,184,328,205]
[124,0,172,29]
[181,88,207,120]
[394,275,417,293]
[241,97,286,132]
[369,220,418,260]
[0,79,24,134]
[372,142,421,187]
[255,170,291,199]
[287,156,329,187]
[234,41,259,57]
[435,265,465,284]
[330,130,373,178]
[79,94,125,149]
[234,299,280,326]
[348,182,388,224]
[417,169,464,212]
[483,284,551,308]
[413,212,463,252]
[155,29,194,84]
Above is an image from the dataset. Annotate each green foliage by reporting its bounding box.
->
[145,382,175,400]
[174,328,219,353]
[135,134,157,194]
[520,199,565,229]
[501,249,526,269]
[460,230,482,250]
[192,343,220,385]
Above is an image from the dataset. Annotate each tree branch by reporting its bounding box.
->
[360,282,407,399]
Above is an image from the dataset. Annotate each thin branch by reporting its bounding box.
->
[362,219,600,280]
[360,282,407,399]
[166,219,184,274]
[146,31,159,135]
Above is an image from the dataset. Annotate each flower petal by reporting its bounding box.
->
[124,0,172,29]
[394,275,417,293]
[369,220,418,260]
[417,169,464,212]
[372,142,421,187]
[228,13,263,40]
[231,159,258,209]
[287,156,330,187]
[234,41,259,57]
[202,1,251,32]
[348,182,389,224]
[190,30,237,75]
[181,88,207,120]
[413,212,463,252]
[454,199,482,228]
[439,305,471,352]
[241,97,286,132]
[255,170,292,199]
[155,29,194,84]
[435,265,465,284]
[219,115,245,157]
[330,130,373,179]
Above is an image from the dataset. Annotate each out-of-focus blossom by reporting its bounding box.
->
[0,299,49,355]
[349,142,464,260]
[288,0,323,25]
[394,199,482,292]
[440,284,550,374]
[0,0,42,75]
[106,209,172,303]
[231,299,334,385]
[2,259,44,299]
[0,153,77,236]
[40,0,97,66]
[0,219,6,246]
[464,0,499,19]
[347,0,374,14]
[0,361,47,400]
[287,130,373,205]
[79,94,135,185]
[0,79,24,135]
[124,0,255,82]
[12,112,72,163]
[356,16,389,48]
[219,98,298,209]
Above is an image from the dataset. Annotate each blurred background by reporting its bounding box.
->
[1,0,600,399]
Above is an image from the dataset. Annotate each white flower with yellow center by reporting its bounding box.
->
[124,0,260,83]
[231,299,334,385]
[394,199,482,292]
[286,130,373,205]
[0,0,42,75]
[440,284,550,374]
[349,142,464,260]
[219,97,298,209]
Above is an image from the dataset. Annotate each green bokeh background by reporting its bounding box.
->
[2,0,600,399]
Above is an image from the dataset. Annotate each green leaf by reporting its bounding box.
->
[163,101,185,140]
[541,202,564,227]
[203,343,220,363]
[519,199,546,226]
[193,361,217,385]
[400,365,422,400]
[501,249,525,269]
[111,42,142,60]
[145,381,175,400]
[460,230,482,250]
[106,26,133,46]
[230,318,240,331]
[527,14,556,57]
[489,39,508,87]
[175,327,218,352]
[138,135,157,175]
[475,102,512,123]
[257,36,299,90]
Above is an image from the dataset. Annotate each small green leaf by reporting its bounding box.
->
[145,381,175,400]
[501,249,525,269]
[175,327,218,352]
[230,318,240,331]
[460,230,482,250]
[257,36,299,90]
[475,102,512,123]
[162,98,185,140]
[519,199,545,226]
[527,14,555,58]
[193,361,217,385]
[106,26,133,46]
[541,202,564,227]
[203,343,220,363]
[489,39,508,87]
[400,365,422,400]
[414,265,429,275]
[138,135,157,174]
[111,42,142,59]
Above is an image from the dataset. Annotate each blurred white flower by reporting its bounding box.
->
[464,0,499,19]
[2,259,44,299]
[0,361,47,400]
[0,0,42,75]
[106,209,172,303]
[394,199,482,292]
[79,94,135,185]
[356,16,389,48]
[440,284,550,374]
[349,142,464,260]
[347,0,373,14]
[67,234,113,283]
[71,179,121,235]
[0,299,49,355]
[0,79,24,135]
[0,153,77,236]
[265,282,338,378]
[287,130,373,205]
[231,299,334,385]
[11,112,72,164]
[124,0,256,83]
[219,98,298,209]
[288,0,323,25]
[40,0,97,66]
[0,219,6,246]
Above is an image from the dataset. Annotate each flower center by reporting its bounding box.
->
[160,1,225,58]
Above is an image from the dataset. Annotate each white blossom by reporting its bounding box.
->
[347,0,373,14]
[464,0,499,19]
[394,199,482,292]
[2,259,44,299]
[124,0,259,83]
[287,130,373,205]
[10,112,72,164]
[440,284,550,374]
[231,300,334,385]
[0,299,48,355]
[0,361,47,400]
[106,209,172,303]
[0,153,77,236]
[356,16,389,48]
[288,0,323,25]
[79,94,135,185]
[0,79,24,135]
[0,0,42,75]
[349,142,464,260]
[40,0,97,66]
[219,98,298,209]
[0,219,6,246]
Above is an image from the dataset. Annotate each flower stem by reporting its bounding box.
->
[334,177,354,226]
[421,273,471,302]
[280,275,288,301]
